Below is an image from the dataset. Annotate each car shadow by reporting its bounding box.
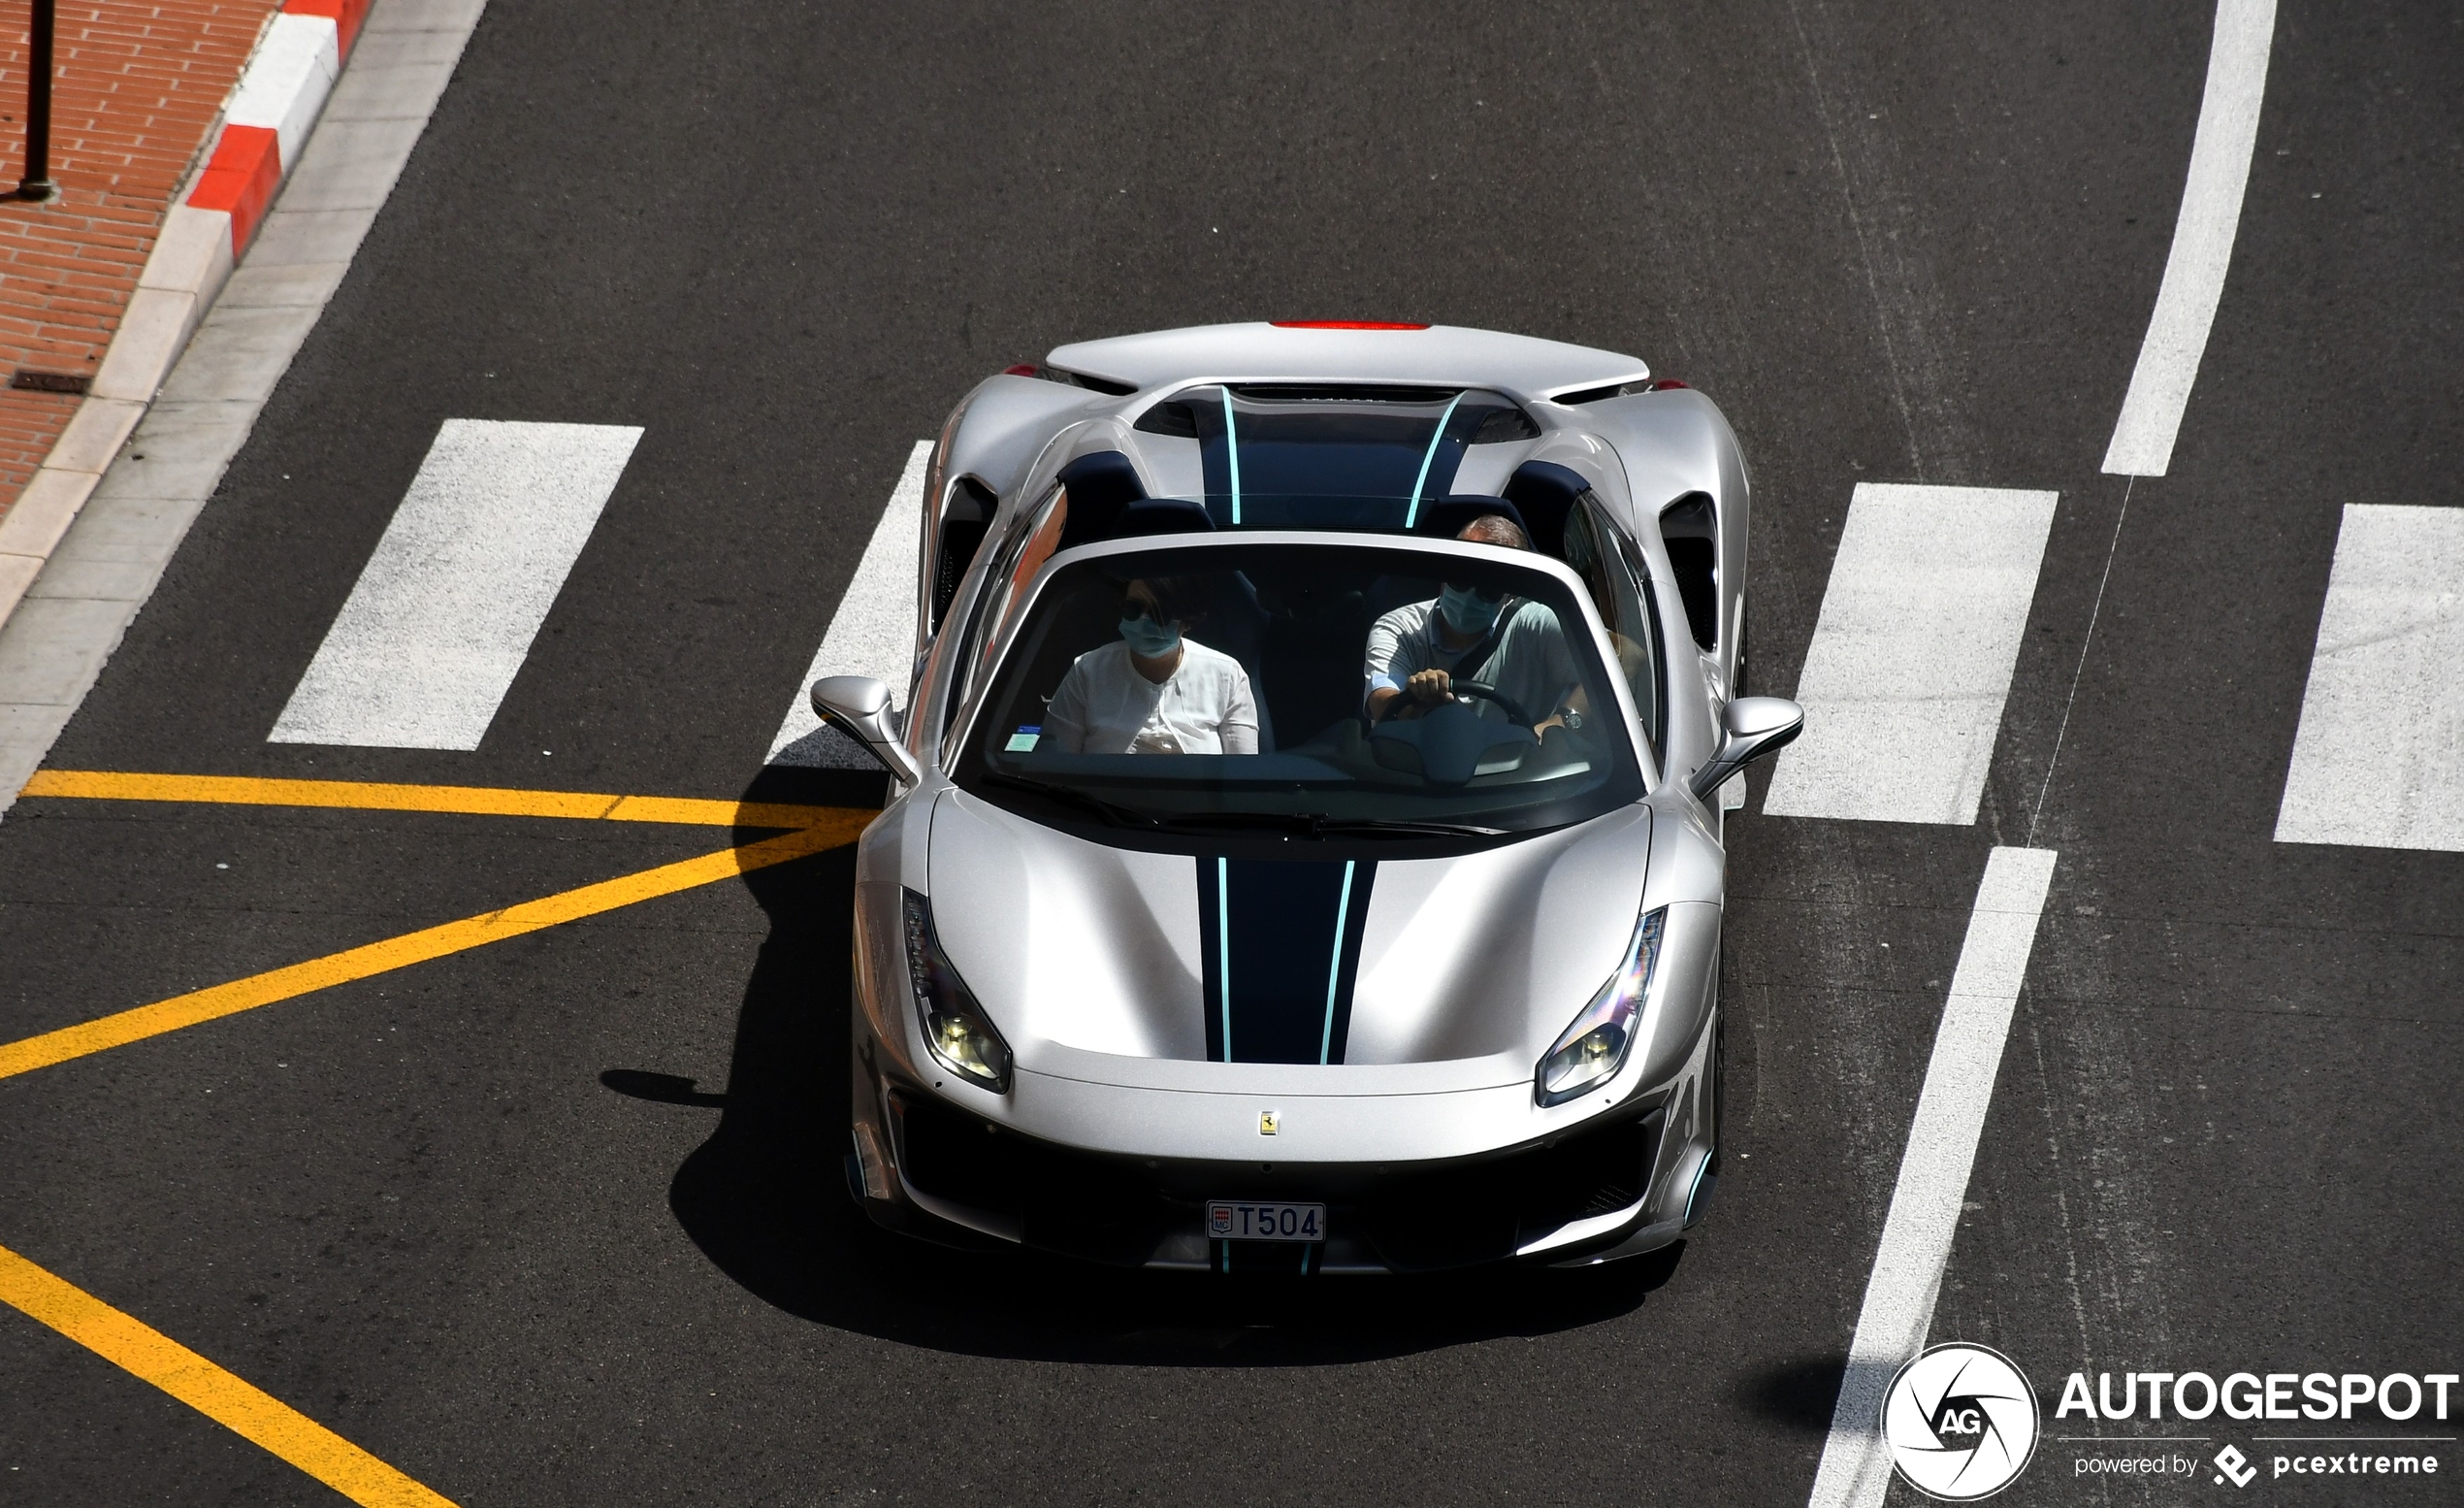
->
[653,767,1682,1365]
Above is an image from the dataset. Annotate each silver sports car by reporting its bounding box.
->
[811,321,1801,1273]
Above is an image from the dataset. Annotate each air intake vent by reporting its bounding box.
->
[1048,367,1137,396]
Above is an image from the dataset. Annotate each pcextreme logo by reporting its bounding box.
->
[1882,1344,2042,1500]
[2214,1444,2258,1487]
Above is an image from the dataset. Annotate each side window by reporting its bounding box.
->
[942,484,1069,757]
[1560,497,1667,764]
[1610,524,1670,760]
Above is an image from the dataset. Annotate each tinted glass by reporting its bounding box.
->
[953,541,1642,838]
[1560,497,1669,762]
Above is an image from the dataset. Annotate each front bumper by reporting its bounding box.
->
[844,867,1724,1272]
[859,1077,1705,1273]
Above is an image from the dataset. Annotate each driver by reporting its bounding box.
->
[1364,514,1584,732]
[1046,576,1259,755]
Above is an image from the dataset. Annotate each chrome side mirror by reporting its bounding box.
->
[1688,696,1803,803]
[811,675,923,786]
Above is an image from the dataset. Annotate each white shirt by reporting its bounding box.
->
[1046,638,1260,755]
[1364,598,1580,724]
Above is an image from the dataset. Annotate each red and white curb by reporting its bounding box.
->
[0,0,484,813]
[0,0,372,630]
[188,0,373,256]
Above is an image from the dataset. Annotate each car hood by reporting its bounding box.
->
[925,789,1651,1086]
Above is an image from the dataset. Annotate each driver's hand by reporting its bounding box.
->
[1405,668,1453,705]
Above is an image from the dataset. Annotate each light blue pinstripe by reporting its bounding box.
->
[1216,856,1233,1060]
[1221,389,1243,525]
[1318,860,1356,1065]
[1401,392,1465,530]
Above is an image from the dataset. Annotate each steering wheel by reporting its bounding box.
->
[1370,678,1538,729]
[1451,681,1537,729]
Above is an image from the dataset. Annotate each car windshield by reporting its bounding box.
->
[952,539,1643,836]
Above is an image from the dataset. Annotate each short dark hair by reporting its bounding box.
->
[1125,574,1207,625]
[1456,513,1530,550]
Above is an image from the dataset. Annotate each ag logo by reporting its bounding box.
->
[1881,1343,2040,1500]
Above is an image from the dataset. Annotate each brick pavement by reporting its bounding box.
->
[1,1,278,525]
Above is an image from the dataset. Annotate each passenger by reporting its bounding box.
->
[1364,514,1585,732]
[1046,577,1260,755]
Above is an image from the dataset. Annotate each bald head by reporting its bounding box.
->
[1456,513,1530,550]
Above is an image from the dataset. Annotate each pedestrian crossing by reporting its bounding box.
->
[765,441,931,769]
[266,432,2459,852]
[271,420,641,750]
[2274,505,2464,852]
[1761,485,2059,826]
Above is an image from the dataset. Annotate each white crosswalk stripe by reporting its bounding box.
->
[2275,504,2464,851]
[1762,483,2058,826]
[766,440,933,769]
[270,419,642,750]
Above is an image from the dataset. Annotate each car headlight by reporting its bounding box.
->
[901,889,1013,1092]
[1536,906,1665,1106]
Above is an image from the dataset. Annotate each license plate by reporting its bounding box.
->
[1207,1199,1326,1241]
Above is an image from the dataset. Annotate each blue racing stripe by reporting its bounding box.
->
[1198,858,1377,1064]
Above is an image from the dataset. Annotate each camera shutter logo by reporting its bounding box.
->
[1881,1343,2041,1499]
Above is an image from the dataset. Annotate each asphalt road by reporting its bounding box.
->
[3,1,2459,1504]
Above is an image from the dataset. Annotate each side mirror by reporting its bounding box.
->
[1687,696,1803,803]
[811,675,923,787]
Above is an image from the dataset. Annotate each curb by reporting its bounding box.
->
[0,0,486,819]
[0,0,371,635]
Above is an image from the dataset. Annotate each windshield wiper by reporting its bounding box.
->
[1154,811,1505,839]
[1307,816,1505,838]
[978,771,1159,830]
[976,777,1504,839]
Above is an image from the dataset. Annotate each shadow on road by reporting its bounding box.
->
[646,770,1682,1365]
[1738,1355,1850,1433]
[601,1069,728,1108]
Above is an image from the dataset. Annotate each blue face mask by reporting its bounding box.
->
[1438,584,1505,637]
[1119,612,1183,658]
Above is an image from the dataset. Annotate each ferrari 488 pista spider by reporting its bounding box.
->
[812,321,1800,1273]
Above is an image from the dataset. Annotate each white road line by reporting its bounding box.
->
[270,419,642,750]
[2100,0,2277,476]
[1762,484,2058,825]
[765,440,933,768]
[1807,846,2059,1508]
[2275,505,2464,851]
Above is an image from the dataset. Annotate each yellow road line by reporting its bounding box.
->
[19,769,849,831]
[0,816,868,1081]
[0,1239,458,1507]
